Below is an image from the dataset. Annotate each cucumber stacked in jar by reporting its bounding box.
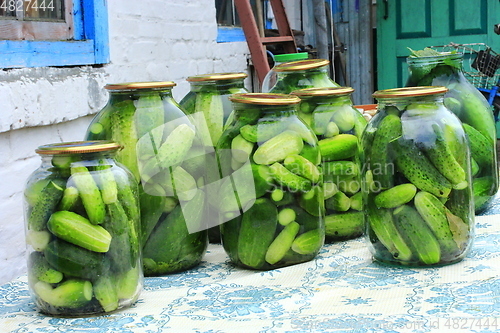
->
[179,72,248,243]
[85,82,208,276]
[24,141,142,316]
[406,48,499,213]
[292,87,367,241]
[217,93,325,270]
[267,59,339,94]
[363,87,474,267]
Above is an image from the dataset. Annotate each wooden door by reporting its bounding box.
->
[376,0,500,90]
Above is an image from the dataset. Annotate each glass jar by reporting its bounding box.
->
[363,87,474,267]
[268,59,340,94]
[85,81,208,276]
[261,52,310,93]
[406,52,499,213]
[24,141,142,316]
[291,87,367,241]
[216,93,325,270]
[179,72,249,243]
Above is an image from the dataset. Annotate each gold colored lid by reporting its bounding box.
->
[372,86,448,98]
[36,141,122,155]
[105,81,176,90]
[292,86,354,97]
[229,93,301,105]
[186,72,248,82]
[273,59,330,72]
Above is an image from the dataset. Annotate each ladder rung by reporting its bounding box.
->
[261,36,295,45]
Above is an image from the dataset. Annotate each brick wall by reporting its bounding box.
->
[0,0,250,284]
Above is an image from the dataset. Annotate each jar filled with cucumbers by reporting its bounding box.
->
[179,72,248,243]
[267,59,340,94]
[363,86,474,267]
[24,141,142,316]
[292,87,367,241]
[261,52,310,93]
[216,93,325,270]
[85,82,208,276]
[406,48,499,213]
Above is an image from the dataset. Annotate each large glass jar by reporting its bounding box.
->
[24,141,142,316]
[267,59,340,94]
[179,72,249,243]
[292,87,367,241]
[363,87,474,267]
[85,82,208,276]
[216,93,325,270]
[261,52,310,93]
[406,51,499,213]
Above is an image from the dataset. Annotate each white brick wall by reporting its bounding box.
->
[0,0,250,284]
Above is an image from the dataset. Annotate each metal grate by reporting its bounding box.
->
[432,42,500,89]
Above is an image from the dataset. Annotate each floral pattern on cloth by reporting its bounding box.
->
[1,213,500,333]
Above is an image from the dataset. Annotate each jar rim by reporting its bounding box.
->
[36,140,122,155]
[291,86,354,97]
[186,72,248,82]
[229,93,301,105]
[273,59,330,72]
[105,81,176,90]
[372,86,448,98]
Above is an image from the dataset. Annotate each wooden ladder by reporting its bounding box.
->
[234,0,298,85]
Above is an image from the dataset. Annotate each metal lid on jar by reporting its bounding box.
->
[372,86,448,98]
[273,59,330,72]
[229,93,301,105]
[186,72,248,82]
[36,141,122,155]
[291,86,354,97]
[105,81,176,90]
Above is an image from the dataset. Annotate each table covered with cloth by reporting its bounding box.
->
[1,209,500,332]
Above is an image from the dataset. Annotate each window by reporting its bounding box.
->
[215,0,245,43]
[0,0,109,68]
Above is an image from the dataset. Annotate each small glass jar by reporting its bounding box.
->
[216,93,325,270]
[363,87,474,267]
[292,87,367,241]
[24,141,142,316]
[267,59,340,94]
[261,52,310,93]
[406,52,499,213]
[85,81,208,276]
[179,72,249,243]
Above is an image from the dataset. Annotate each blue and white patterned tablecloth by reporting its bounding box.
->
[1,212,500,333]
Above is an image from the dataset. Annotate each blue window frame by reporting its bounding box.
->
[0,0,109,68]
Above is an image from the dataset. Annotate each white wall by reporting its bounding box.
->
[0,0,250,284]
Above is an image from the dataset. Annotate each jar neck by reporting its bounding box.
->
[190,79,245,93]
[276,65,328,76]
[107,88,174,102]
[233,103,298,120]
[376,94,445,109]
[302,94,353,106]
[407,53,463,71]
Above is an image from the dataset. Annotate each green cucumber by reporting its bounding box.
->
[95,161,118,204]
[462,123,493,167]
[240,120,288,143]
[367,113,402,189]
[325,191,350,212]
[269,162,312,192]
[265,222,300,264]
[57,186,80,211]
[70,163,106,225]
[231,134,255,163]
[34,279,93,309]
[325,211,364,239]
[27,178,66,231]
[318,134,358,161]
[392,138,452,198]
[284,154,321,183]
[291,229,324,255]
[29,252,63,284]
[253,130,304,165]
[393,205,441,265]
[374,183,417,209]
[93,272,119,312]
[134,92,165,138]
[44,239,105,279]
[238,198,278,269]
[47,211,111,253]
[277,208,296,226]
